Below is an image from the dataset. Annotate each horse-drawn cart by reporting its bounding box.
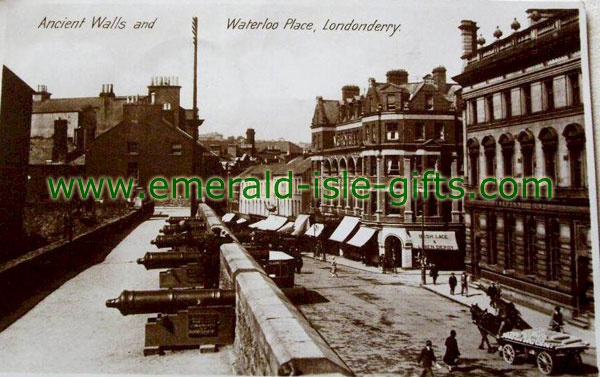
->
[498,329,589,375]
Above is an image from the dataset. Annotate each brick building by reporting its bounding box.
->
[86,99,221,196]
[0,66,34,261]
[310,67,464,268]
[452,9,593,321]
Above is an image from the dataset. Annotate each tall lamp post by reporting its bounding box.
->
[191,17,203,217]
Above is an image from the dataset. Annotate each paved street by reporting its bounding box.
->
[296,256,598,376]
[0,208,234,375]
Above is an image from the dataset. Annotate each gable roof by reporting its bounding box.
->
[312,98,339,126]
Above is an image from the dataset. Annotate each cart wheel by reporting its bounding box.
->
[502,344,516,365]
[537,351,554,375]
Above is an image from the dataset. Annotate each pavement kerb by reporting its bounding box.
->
[422,285,472,308]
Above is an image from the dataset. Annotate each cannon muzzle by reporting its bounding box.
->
[105,288,235,316]
[137,251,205,270]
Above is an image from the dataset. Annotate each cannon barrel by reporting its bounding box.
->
[150,233,207,248]
[160,222,205,235]
[165,216,203,225]
[105,288,235,316]
[137,251,205,270]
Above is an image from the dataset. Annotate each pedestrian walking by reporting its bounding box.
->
[418,340,439,377]
[460,272,469,296]
[443,330,460,372]
[448,273,457,295]
[430,264,439,285]
[421,261,427,286]
[330,257,338,277]
[549,306,564,332]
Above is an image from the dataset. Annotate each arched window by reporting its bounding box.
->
[518,130,535,177]
[546,219,561,280]
[504,214,515,269]
[499,133,515,176]
[524,217,537,275]
[539,127,558,183]
[563,124,586,188]
[482,136,496,177]
[467,138,480,185]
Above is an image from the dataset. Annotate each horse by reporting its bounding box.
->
[470,304,499,352]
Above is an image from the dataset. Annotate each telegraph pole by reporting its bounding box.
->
[191,17,200,217]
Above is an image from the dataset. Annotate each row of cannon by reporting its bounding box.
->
[105,206,305,356]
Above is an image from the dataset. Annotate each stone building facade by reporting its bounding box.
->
[310,67,464,268]
[452,9,593,319]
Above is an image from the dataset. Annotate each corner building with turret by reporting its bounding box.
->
[309,67,464,270]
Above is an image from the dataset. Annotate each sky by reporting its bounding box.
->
[0,0,571,143]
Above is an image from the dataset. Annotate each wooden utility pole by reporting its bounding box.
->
[191,17,200,217]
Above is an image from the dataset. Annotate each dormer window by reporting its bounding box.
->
[387,94,396,110]
[425,94,434,110]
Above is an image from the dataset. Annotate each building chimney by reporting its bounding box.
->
[246,128,256,156]
[33,85,51,102]
[341,85,360,101]
[99,83,115,97]
[459,20,478,59]
[386,70,409,85]
[432,66,447,93]
[52,118,68,163]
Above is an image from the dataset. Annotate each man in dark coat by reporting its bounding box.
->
[430,264,439,285]
[418,340,438,377]
[448,273,458,295]
[443,330,460,371]
[549,306,564,332]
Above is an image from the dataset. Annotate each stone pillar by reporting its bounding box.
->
[479,212,489,264]
[496,215,505,266]
[450,156,461,223]
[513,215,526,274]
[535,217,547,278]
[558,219,572,290]
[464,212,473,271]
[403,157,413,222]
[376,154,383,222]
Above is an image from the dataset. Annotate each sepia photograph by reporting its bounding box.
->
[0,0,598,376]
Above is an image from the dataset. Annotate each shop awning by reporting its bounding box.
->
[258,215,288,231]
[408,231,459,250]
[277,222,294,234]
[236,218,247,224]
[329,216,360,243]
[248,219,264,229]
[269,251,294,261]
[305,223,325,238]
[222,213,235,223]
[346,227,377,248]
[291,214,310,236]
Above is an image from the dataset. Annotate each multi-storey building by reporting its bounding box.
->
[310,67,464,268]
[452,9,593,320]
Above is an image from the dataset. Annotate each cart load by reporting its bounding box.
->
[498,329,589,375]
[500,329,589,350]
